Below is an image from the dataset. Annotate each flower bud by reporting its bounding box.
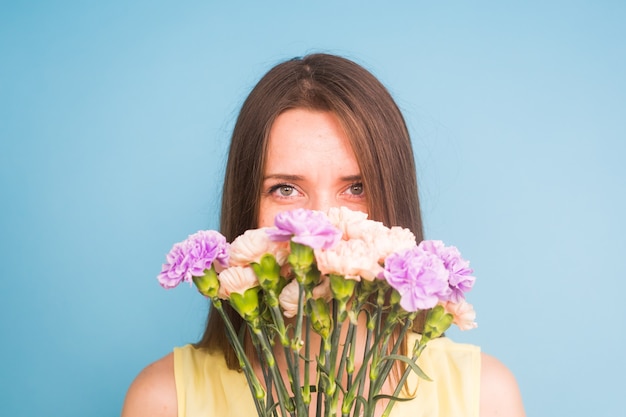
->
[288,241,315,274]
[192,267,219,298]
[422,304,454,341]
[303,267,321,289]
[230,287,261,325]
[329,274,357,302]
[390,288,401,305]
[309,298,332,339]
[251,253,281,292]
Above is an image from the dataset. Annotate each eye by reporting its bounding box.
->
[268,184,301,198]
[345,182,364,196]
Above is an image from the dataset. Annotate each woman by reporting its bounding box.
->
[122,53,526,417]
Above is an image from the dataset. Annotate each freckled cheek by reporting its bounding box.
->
[257,202,276,228]
[258,215,273,228]
[343,201,369,216]
[257,213,270,228]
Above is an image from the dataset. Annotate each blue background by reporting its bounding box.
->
[1,1,624,416]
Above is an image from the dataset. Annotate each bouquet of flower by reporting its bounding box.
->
[158,207,477,417]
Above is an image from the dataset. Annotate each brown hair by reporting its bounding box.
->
[196,53,424,369]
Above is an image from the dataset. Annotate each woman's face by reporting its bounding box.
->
[258,109,368,227]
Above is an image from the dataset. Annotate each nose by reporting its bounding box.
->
[307,192,335,213]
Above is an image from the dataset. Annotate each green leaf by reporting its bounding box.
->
[372,394,415,402]
[380,354,432,381]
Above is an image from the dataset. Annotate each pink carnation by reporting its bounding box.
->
[442,300,478,331]
[229,227,290,267]
[217,266,259,299]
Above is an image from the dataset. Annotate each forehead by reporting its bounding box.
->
[264,109,359,172]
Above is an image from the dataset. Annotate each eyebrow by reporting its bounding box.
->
[263,174,363,182]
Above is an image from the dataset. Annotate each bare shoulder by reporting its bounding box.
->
[121,353,178,417]
[480,352,526,417]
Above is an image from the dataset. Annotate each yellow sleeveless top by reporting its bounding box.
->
[173,335,480,417]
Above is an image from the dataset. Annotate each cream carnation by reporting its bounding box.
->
[326,206,371,240]
[229,227,289,267]
[312,274,332,301]
[217,266,259,299]
[279,276,332,318]
[278,279,300,318]
[324,207,416,262]
[360,224,416,263]
[314,239,382,281]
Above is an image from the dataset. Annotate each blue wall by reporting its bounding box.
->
[1,1,624,416]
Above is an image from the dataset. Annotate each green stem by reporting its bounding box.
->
[370,316,413,400]
[303,315,312,406]
[289,281,307,415]
[327,299,343,417]
[320,330,333,417]
[249,332,272,413]
[317,334,326,417]
[252,327,294,416]
[341,321,390,415]
[352,307,376,417]
[212,300,267,417]
[381,335,429,417]
[268,304,300,408]
[334,318,354,393]
[265,289,306,416]
[335,292,369,417]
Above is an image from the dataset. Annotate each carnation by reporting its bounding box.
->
[279,276,332,318]
[383,246,451,311]
[278,279,300,318]
[361,224,416,263]
[217,266,259,299]
[157,230,229,289]
[442,300,478,331]
[229,227,290,266]
[325,206,371,240]
[267,208,342,250]
[314,239,382,281]
[418,240,475,302]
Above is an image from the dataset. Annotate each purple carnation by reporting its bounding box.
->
[266,209,342,250]
[157,230,229,289]
[383,246,451,311]
[418,240,475,303]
